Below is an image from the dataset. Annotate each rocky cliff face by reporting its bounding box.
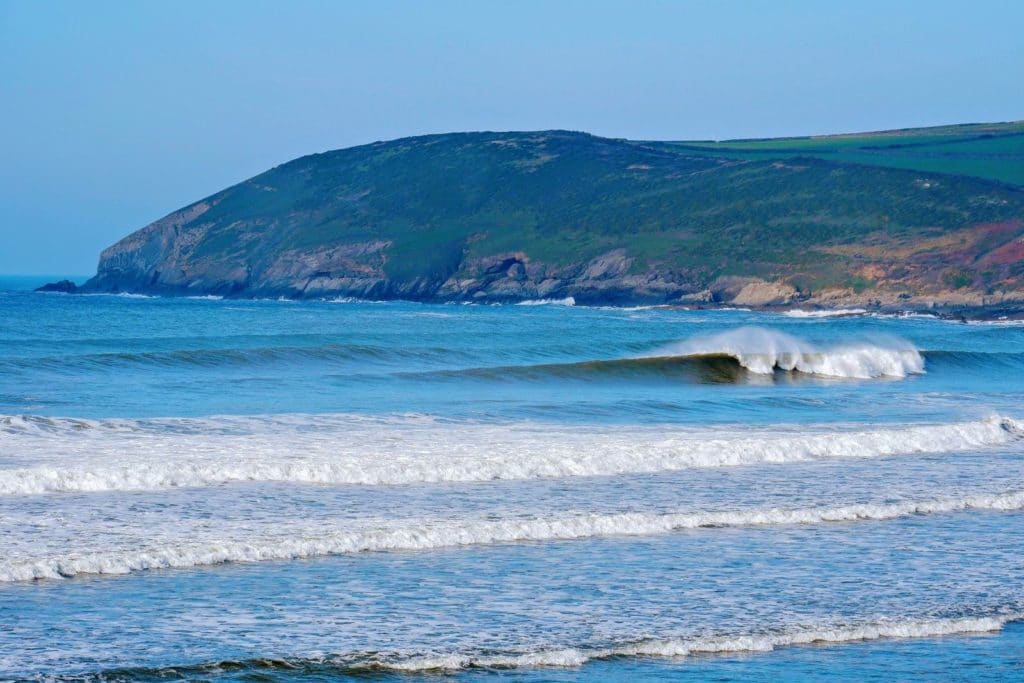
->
[76,130,1024,312]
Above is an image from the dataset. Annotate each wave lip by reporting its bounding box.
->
[647,327,924,378]
[0,416,1019,495]
[6,490,1023,581]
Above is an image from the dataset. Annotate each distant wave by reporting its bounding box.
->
[516,297,576,306]
[965,318,1024,327]
[77,292,157,299]
[5,490,1023,580]
[0,342,441,373]
[784,308,868,318]
[0,415,1018,495]
[645,327,924,378]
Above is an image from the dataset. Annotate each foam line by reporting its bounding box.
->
[6,490,1022,581]
[0,416,1019,495]
[377,614,1020,671]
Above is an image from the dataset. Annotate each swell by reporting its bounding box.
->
[922,349,1024,372]
[0,343,450,373]
[4,346,1017,383]
[0,416,1019,495]
[401,353,760,384]
[50,613,1023,678]
[6,490,1024,580]
[3,330,1019,381]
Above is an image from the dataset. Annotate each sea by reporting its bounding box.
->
[1,275,1023,681]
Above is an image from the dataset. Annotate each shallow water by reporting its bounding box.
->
[1,281,1022,679]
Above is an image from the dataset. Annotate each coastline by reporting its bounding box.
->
[32,278,1024,321]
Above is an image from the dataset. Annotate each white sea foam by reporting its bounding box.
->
[78,292,157,299]
[648,327,924,377]
[869,311,940,320]
[5,490,1022,581]
[966,318,1024,327]
[784,308,867,318]
[0,415,1018,495]
[516,297,576,306]
[375,614,1019,671]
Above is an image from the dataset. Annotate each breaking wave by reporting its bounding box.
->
[516,297,576,306]
[784,308,868,318]
[7,327,1018,382]
[5,490,1023,581]
[0,415,1019,495]
[400,348,1024,385]
[646,327,924,378]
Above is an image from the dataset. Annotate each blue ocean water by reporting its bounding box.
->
[1,278,1023,680]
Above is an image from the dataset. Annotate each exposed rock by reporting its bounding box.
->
[35,279,78,293]
[731,280,797,306]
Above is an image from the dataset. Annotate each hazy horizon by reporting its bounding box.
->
[2,0,1022,274]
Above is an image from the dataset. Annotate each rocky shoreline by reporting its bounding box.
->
[36,277,1024,321]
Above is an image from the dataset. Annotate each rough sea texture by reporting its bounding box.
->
[2,276,1023,680]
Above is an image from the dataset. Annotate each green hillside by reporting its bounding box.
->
[80,124,1024,309]
[658,121,1024,186]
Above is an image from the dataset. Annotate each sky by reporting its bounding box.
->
[1,1,1022,275]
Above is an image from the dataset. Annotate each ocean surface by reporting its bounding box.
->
[2,275,1023,681]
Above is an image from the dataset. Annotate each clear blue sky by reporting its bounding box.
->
[1,0,1022,275]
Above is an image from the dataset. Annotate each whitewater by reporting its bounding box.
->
[647,326,925,377]
[1,284,1023,680]
[0,414,1019,495]
[6,489,1023,582]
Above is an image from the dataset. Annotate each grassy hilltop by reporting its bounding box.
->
[78,122,1024,312]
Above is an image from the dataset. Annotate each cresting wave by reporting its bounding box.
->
[647,327,924,378]
[410,348,1024,384]
[0,416,1019,495]
[57,614,1022,678]
[5,491,1023,581]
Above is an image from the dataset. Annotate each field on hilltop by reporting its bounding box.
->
[659,121,1024,186]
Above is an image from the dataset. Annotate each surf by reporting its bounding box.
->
[5,490,1023,581]
[0,414,1019,495]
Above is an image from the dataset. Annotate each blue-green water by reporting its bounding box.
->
[1,278,1023,680]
